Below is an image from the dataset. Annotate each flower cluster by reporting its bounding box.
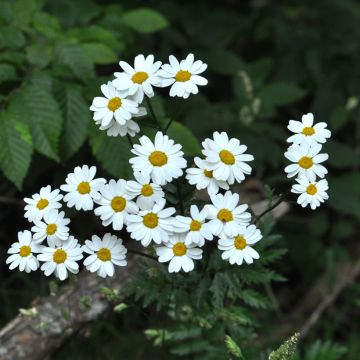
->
[284,113,331,209]
[90,54,208,137]
[7,130,263,278]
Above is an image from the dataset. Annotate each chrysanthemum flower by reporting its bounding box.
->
[94,179,138,231]
[37,236,83,281]
[24,185,63,223]
[156,233,203,273]
[202,132,254,184]
[60,165,106,211]
[284,142,328,182]
[31,210,70,245]
[90,82,140,128]
[291,176,329,210]
[158,53,207,98]
[82,233,127,278]
[206,191,251,237]
[129,131,187,185]
[6,230,41,273]
[126,172,164,210]
[218,224,262,265]
[287,113,331,145]
[186,157,229,195]
[174,205,213,246]
[112,54,162,103]
[126,199,175,246]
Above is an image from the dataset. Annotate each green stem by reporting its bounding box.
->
[127,249,157,261]
[164,118,174,133]
[126,134,134,147]
[176,179,185,215]
[253,193,288,224]
[145,97,162,131]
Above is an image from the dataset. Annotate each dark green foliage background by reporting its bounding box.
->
[0,0,359,359]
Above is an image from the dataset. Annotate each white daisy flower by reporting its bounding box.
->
[24,185,63,223]
[90,81,140,128]
[173,205,213,246]
[60,165,106,211]
[126,199,175,246]
[112,54,162,103]
[82,233,127,278]
[202,132,254,185]
[126,172,164,210]
[284,142,328,182]
[156,233,203,273]
[6,230,41,273]
[158,53,207,99]
[291,176,329,210]
[94,179,138,231]
[186,157,229,195]
[97,106,146,137]
[129,131,187,186]
[287,113,331,145]
[206,191,251,237]
[31,210,70,245]
[218,224,262,265]
[37,236,83,281]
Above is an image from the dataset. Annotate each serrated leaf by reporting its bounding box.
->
[225,335,245,359]
[55,43,94,81]
[55,83,89,159]
[81,43,117,64]
[121,8,168,34]
[0,113,33,189]
[89,124,133,178]
[26,44,53,68]
[167,121,201,156]
[33,12,61,39]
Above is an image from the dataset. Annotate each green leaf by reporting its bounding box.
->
[89,124,133,179]
[0,64,17,83]
[0,25,25,49]
[259,82,306,107]
[121,8,168,34]
[55,83,89,159]
[55,43,94,81]
[81,43,117,64]
[167,121,201,156]
[26,44,53,68]
[33,12,61,39]
[225,335,245,359]
[0,112,33,189]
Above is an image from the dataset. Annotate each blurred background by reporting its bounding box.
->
[0,0,359,359]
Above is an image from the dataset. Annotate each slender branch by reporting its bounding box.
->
[145,97,162,131]
[126,134,134,147]
[164,118,174,133]
[127,249,157,261]
[253,193,288,224]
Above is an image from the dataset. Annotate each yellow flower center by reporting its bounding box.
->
[172,242,187,256]
[302,126,315,136]
[219,150,235,165]
[111,196,126,212]
[97,248,111,261]
[77,181,91,194]
[46,223,57,235]
[143,212,159,229]
[190,220,202,231]
[132,71,149,84]
[36,198,49,210]
[217,209,233,222]
[141,184,154,197]
[175,70,191,82]
[149,151,168,167]
[53,249,67,264]
[19,245,31,257]
[204,169,213,178]
[298,156,313,169]
[107,97,122,112]
[306,184,317,195]
[234,235,247,250]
